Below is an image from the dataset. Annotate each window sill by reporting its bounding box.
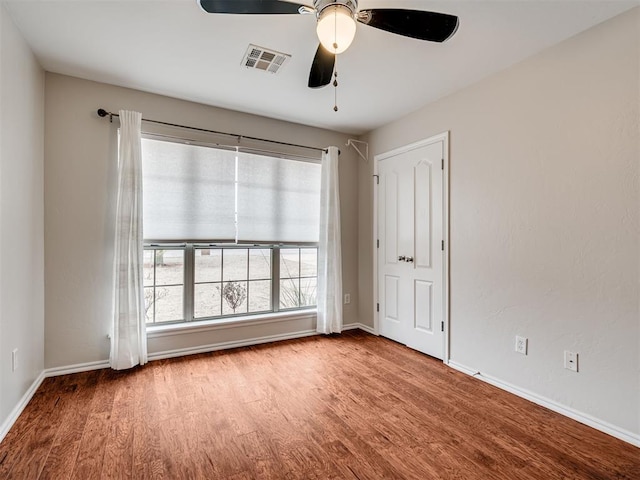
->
[146,309,317,339]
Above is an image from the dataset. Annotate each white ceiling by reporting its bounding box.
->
[3,0,637,135]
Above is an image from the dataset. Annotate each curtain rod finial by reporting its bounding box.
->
[97,108,109,117]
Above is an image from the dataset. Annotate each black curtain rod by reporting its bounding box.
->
[96,109,328,154]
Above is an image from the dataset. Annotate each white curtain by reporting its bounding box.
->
[110,110,147,370]
[317,146,343,334]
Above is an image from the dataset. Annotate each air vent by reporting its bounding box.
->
[242,44,290,74]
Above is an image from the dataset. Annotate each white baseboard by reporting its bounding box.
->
[148,329,319,361]
[151,322,383,362]
[343,322,377,335]
[43,325,373,375]
[447,361,477,376]
[149,323,379,361]
[342,323,359,331]
[0,371,45,444]
[448,360,640,448]
[147,311,317,338]
[356,323,377,335]
[45,359,110,377]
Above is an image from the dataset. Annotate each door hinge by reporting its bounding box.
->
[441,321,444,332]
[441,158,444,170]
[441,240,444,251]
[376,303,380,312]
[373,174,379,185]
[377,239,379,248]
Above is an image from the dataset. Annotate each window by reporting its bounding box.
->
[141,136,321,325]
[143,245,317,324]
[143,247,184,323]
[280,247,318,309]
[194,246,272,318]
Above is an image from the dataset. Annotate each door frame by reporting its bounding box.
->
[373,131,450,363]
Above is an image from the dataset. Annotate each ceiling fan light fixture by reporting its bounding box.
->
[316,5,356,54]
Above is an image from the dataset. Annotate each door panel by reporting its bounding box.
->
[414,161,432,269]
[383,172,398,265]
[384,275,400,322]
[377,138,445,359]
[379,166,405,342]
[414,280,433,332]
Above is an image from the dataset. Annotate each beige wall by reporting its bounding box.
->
[44,73,360,368]
[0,4,45,435]
[360,9,639,436]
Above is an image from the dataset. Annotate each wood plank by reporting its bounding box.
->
[69,370,118,479]
[39,371,101,480]
[0,331,636,479]
[100,369,137,479]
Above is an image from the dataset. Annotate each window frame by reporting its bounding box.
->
[143,245,186,324]
[144,242,318,327]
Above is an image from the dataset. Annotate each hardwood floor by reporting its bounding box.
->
[0,330,637,479]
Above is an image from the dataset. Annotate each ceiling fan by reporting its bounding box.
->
[198,0,459,89]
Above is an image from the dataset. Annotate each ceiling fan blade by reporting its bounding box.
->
[308,44,335,89]
[199,0,310,15]
[358,9,459,43]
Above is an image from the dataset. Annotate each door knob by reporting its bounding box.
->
[398,255,406,262]
[405,256,414,263]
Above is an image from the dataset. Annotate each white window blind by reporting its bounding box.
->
[142,137,321,243]
[142,138,236,241]
[237,152,321,242]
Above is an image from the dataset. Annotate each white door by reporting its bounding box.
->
[376,136,446,359]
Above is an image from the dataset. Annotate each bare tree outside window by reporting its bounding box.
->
[143,270,169,322]
[217,281,247,314]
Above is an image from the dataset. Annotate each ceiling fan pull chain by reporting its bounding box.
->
[333,51,338,112]
[333,64,339,112]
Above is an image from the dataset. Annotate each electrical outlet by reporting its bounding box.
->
[344,293,351,305]
[564,351,578,372]
[515,336,528,355]
[12,349,18,372]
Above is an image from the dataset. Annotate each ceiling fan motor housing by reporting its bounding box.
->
[313,0,358,17]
